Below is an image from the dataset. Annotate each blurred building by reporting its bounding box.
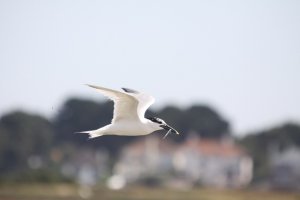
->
[113,136,175,185]
[58,148,109,185]
[174,135,253,188]
[270,146,300,190]
[112,135,253,188]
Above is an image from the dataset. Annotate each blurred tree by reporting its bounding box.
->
[0,111,53,172]
[154,104,230,141]
[53,98,113,145]
[1,96,299,185]
[53,98,231,148]
[239,123,300,182]
[158,105,230,141]
[53,98,137,155]
[183,105,230,138]
[157,106,185,141]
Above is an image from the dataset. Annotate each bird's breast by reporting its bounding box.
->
[109,120,151,136]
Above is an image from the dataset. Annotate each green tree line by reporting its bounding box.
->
[238,123,300,183]
[0,97,299,183]
[0,97,229,182]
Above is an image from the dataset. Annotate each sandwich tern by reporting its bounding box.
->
[79,84,180,139]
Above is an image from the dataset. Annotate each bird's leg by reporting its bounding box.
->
[163,129,172,139]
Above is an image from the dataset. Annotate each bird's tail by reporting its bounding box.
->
[76,130,103,139]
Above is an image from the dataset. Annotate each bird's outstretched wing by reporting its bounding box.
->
[86,84,140,123]
[122,87,155,120]
[87,85,155,122]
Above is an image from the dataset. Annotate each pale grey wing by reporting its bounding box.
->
[122,88,155,120]
[136,93,155,119]
[86,84,139,123]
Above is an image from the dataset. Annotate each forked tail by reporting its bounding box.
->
[76,130,103,139]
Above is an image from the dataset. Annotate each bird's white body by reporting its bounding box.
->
[86,119,158,138]
[80,85,179,139]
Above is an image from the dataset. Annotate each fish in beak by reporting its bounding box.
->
[160,124,179,139]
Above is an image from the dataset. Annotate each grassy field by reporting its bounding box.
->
[0,184,299,200]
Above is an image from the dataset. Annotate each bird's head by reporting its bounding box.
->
[146,117,179,138]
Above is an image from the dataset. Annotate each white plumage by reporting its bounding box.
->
[79,84,179,139]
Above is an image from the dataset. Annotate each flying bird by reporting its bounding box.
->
[79,84,180,139]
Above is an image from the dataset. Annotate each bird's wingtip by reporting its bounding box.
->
[85,84,101,90]
[122,87,139,94]
[85,83,93,87]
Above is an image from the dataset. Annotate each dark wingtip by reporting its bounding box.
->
[86,84,97,89]
[122,87,139,94]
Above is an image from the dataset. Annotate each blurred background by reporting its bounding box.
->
[0,0,300,199]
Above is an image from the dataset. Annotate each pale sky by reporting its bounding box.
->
[0,0,299,135]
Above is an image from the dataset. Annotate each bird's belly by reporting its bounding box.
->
[109,121,150,136]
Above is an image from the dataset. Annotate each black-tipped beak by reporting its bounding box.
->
[160,124,179,135]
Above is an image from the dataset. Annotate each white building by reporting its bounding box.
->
[173,136,252,188]
[270,146,300,190]
[113,135,253,188]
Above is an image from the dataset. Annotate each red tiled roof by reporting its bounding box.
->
[181,138,245,157]
[123,135,246,157]
[123,135,175,156]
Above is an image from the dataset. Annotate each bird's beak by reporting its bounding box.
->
[160,124,180,135]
